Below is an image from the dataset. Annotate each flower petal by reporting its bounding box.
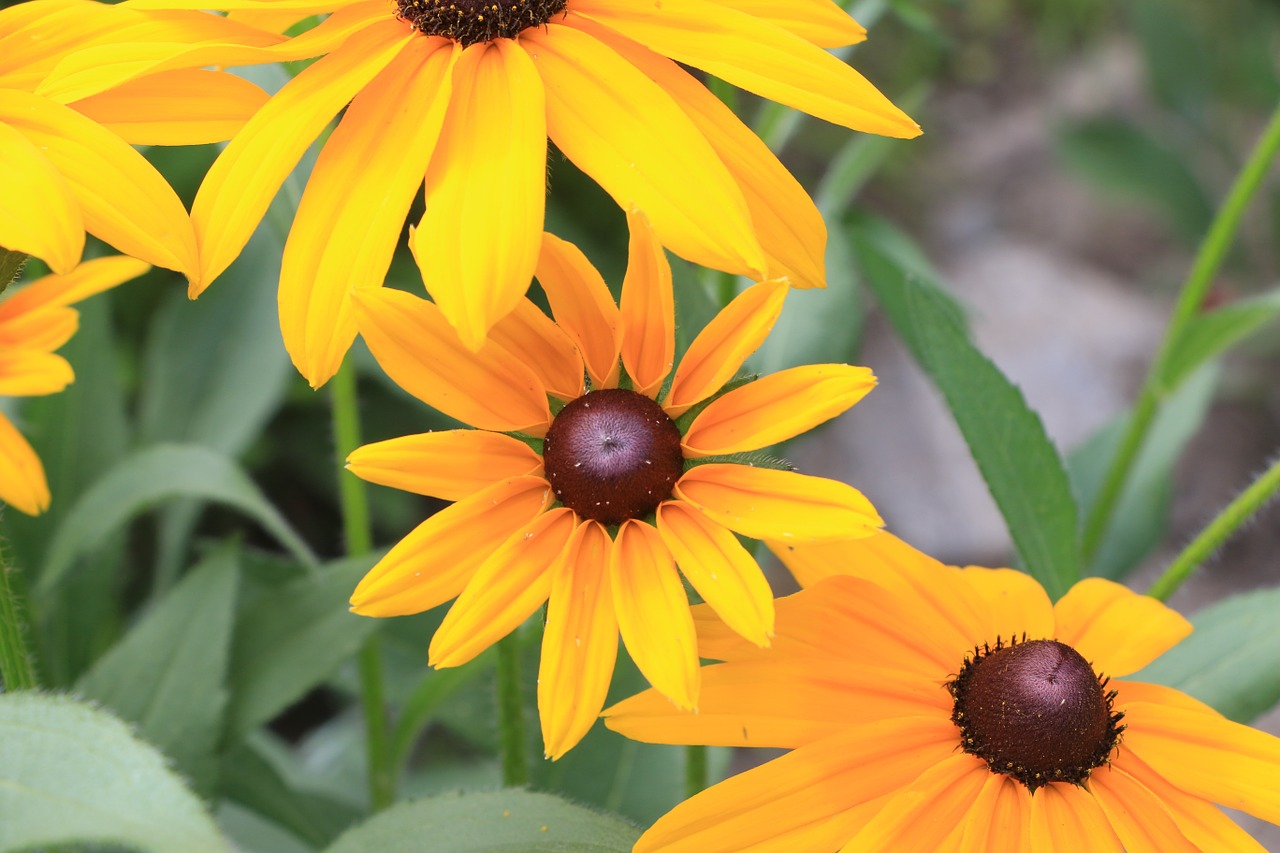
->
[538,520,618,759]
[349,476,551,616]
[534,232,621,389]
[1053,577,1192,677]
[573,0,919,138]
[0,256,149,322]
[655,500,773,647]
[611,520,699,711]
[957,774,1031,853]
[618,209,676,398]
[415,38,545,351]
[429,507,576,667]
[0,350,73,396]
[1089,764,1199,853]
[682,364,875,457]
[1028,781,1124,852]
[961,567,1055,642]
[346,430,543,502]
[0,410,49,515]
[488,298,585,401]
[700,0,866,48]
[843,754,988,852]
[0,121,82,274]
[675,464,882,542]
[352,288,552,435]
[279,35,455,387]
[525,21,765,279]
[664,279,787,415]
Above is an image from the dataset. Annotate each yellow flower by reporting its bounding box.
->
[0,256,149,515]
[346,210,883,759]
[606,532,1280,852]
[0,0,276,280]
[113,0,920,384]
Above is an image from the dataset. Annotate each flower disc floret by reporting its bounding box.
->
[395,0,568,45]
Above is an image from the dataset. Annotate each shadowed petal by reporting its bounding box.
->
[535,232,621,389]
[488,298,585,401]
[618,209,675,399]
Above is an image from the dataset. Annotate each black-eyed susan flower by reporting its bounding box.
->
[345,210,883,758]
[109,0,921,384]
[605,531,1280,852]
[0,256,149,514]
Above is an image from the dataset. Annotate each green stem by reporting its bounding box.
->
[0,533,37,691]
[1081,103,1280,565]
[685,745,708,800]
[496,632,528,787]
[1146,454,1280,601]
[0,247,27,296]
[330,361,394,810]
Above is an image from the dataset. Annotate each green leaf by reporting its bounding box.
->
[1134,586,1280,723]
[854,215,1081,598]
[323,790,640,853]
[75,544,240,791]
[1161,289,1280,390]
[0,693,232,853]
[36,444,316,595]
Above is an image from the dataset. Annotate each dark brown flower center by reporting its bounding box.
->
[395,0,568,46]
[947,637,1124,792]
[541,388,684,525]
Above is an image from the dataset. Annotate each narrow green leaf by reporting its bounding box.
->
[75,544,240,790]
[0,693,232,853]
[323,790,640,853]
[855,215,1081,597]
[1161,289,1280,390]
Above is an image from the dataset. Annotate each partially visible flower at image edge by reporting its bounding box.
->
[344,210,883,759]
[0,256,149,515]
[605,531,1280,852]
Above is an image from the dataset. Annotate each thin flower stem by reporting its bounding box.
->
[1081,102,1280,566]
[685,744,708,800]
[330,360,394,810]
[0,247,27,296]
[496,632,528,787]
[1147,453,1280,602]
[0,534,38,691]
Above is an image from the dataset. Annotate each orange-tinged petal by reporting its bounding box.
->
[961,566,1055,642]
[524,22,766,279]
[353,288,552,435]
[1053,578,1192,677]
[664,279,787,415]
[573,0,920,138]
[0,121,82,274]
[0,256,149,322]
[0,410,49,515]
[1028,781,1124,852]
[957,774,1031,853]
[842,754,987,852]
[534,232,620,389]
[1114,680,1222,716]
[415,39,545,351]
[280,36,455,387]
[346,430,542,502]
[1089,765,1199,853]
[191,18,410,293]
[682,364,874,457]
[488,299,584,401]
[700,0,866,48]
[349,476,551,616]
[0,306,76,353]
[429,507,576,667]
[68,69,269,145]
[0,350,73,396]
[618,208,675,398]
[676,464,882,542]
[656,500,773,647]
[538,520,618,759]
[611,520,698,711]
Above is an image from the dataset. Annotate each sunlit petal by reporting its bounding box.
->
[346,430,542,502]
[842,755,987,851]
[0,121,82,274]
[1053,578,1192,677]
[699,0,866,48]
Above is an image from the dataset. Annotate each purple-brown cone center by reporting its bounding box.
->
[947,638,1125,792]
[542,388,684,525]
[395,0,568,45]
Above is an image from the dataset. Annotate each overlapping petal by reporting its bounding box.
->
[1089,765,1199,852]
[618,209,675,399]
[0,410,49,515]
[1028,782,1124,851]
[0,121,82,273]
[842,754,986,851]
[956,775,1031,853]
[1053,577,1192,677]
[0,350,74,396]
[700,0,866,48]
[487,298,585,401]
[961,566,1055,642]
[346,430,542,502]
[534,233,621,389]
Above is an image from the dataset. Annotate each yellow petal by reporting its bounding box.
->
[843,755,987,852]
[700,0,866,48]
[1028,782,1124,852]
[534,232,620,389]
[279,36,455,387]
[1089,765,1199,853]
[352,288,552,435]
[68,69,269,145]
[957,775,1031,853]
[683,364,874,457]
[416,39,545,351]
[488,299,584,401]
[0,306,76,352]
[191,17,410,293]
[618,209,675,398]
[675,464,883,542]
[655,500,773,647]
[429,507,576,667]
[538,520,618,759]
[1052,577,1192,677]
[573,0,920,138]
[664,279,787,415]
[346,430,543,502]
[610,520,699,710]
[524,22,766,279]
[0,120,82,274]
[0,256,149,320]
[349,476,551,616]
[960,566,1055,642]
[0,350,73,396]
[0,410,49,515]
